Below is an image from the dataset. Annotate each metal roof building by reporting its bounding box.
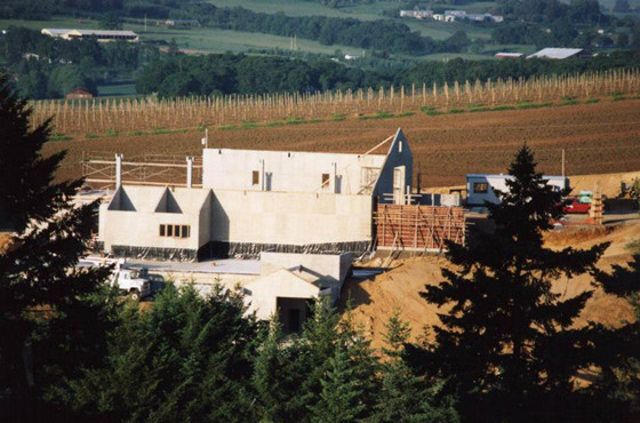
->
[41,28,139,42]
[527,48,585,60]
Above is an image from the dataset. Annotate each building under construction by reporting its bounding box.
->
[94,128,465,261]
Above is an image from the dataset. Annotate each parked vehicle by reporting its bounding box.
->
[111,268,151,300]
[562,198,591,214]
[139,268,166,297]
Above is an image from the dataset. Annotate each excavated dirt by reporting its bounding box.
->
[342,220,640,350]
[0,233,12,254]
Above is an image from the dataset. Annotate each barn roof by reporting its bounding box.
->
[527,48,584,60]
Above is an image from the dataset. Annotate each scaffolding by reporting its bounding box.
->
[81,151,203,189]
[374,204,466,253]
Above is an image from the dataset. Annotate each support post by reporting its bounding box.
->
[186,156,193,188]
[115,153,123,188]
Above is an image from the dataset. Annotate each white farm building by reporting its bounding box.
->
[41,28,139,42]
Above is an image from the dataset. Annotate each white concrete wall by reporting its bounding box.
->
[99,186,211,252]
[101,209,202,251]
[202,149,386,195]
[372,129,413,202]
[210,190,373,245]
[244,269,322,320]
[260,252,352,283]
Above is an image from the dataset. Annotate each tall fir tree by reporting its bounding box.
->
[309,342,366,423]
[585,255,640,421]
[373,309,459,423]
[251,315,309,421]
[64,284,259,421]
[0,72,115,420]
[412,146,609,422]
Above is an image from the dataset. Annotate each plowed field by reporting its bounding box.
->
[44,99,640,188]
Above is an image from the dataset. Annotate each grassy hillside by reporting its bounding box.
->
[209,0,499,41]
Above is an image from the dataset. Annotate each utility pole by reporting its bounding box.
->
[201,128,208,149]
[561,148,565,177]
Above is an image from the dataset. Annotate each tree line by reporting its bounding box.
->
[0,27,160,98]
[136,49,640,98]
[2,24,640,100]
[2,73,640,421]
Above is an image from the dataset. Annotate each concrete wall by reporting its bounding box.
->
[210,190,373,245]
[100,207,202,251]
[372,129,413,203]
[243,269,324,320]
[202,149,386,195]
[99,186,210,253]
[260,252,352,284]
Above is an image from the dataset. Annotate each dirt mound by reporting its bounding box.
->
[343,221,639,350]
[545,220,640,258]
[0,233,13,254]
[570,171,640,198]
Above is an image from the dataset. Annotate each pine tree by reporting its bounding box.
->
[0,73,74,232]
[585,255,640,421]
[373,310,459,423]
[0,72,115,420]
[417,146,609,422]
[309,343,366,423]
[65,284,259,421]
[338,308,379,420]
[298,298,342,408]
[252,315,309,422]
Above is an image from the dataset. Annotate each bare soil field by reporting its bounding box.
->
[44,99,640,188]
[342,219,640,350]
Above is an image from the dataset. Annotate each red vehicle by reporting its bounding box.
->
[562,198,591,214]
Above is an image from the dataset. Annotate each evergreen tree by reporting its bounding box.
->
[64,284,258,421]
[298,299,342,408]
[337,309,379,420]
[585,255,640,421]
[373,310,459,423]
[252,315,308,422]
[413,146,608,422]
[309,343,365,423]
[0,72,72,231]
[0,72,115,420]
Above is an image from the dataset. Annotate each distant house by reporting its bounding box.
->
[163,19,199,29]
[41,28,139,43]
[399,9,433,19]
[22,53,40,60]
[495,52,524,59]
[66,88,94,100]
[527,48,586,60]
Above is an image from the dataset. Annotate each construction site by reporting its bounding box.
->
[79,128,467,329]
[73,126,640,335]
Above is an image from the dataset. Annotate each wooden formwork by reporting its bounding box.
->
[374,204,466,251]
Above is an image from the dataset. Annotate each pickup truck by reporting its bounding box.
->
[562,198,591,214]
[111,268,152,300]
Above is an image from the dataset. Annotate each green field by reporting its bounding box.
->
[0,1,507,62]
[96,82,137,97]
[0,16,364,57]
[210,0,499,41]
